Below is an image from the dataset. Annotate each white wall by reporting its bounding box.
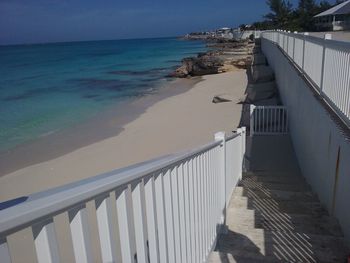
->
[262,38,350,246]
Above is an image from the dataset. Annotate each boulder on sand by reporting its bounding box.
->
[212,95,232,103]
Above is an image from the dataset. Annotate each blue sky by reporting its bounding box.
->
[0,0,337,45]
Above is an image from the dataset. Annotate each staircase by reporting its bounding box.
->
[207,136,349,263]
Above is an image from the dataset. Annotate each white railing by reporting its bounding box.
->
[0,128,246,263]
[250,105,288,136]
[261,31,350,128]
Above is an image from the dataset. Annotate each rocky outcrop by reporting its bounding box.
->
[169,54,224,78]
[170,38,255,78]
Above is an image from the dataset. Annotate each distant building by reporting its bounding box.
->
[314,0,350,31]
[216,27,233,39]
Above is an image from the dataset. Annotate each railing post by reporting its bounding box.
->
[214,132,226,226]
[250,105,256,137]
[239,127,246,175]
[302,32,309,70]
[320,33,332,96]
[293,31,298,60]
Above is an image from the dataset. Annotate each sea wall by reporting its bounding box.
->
[261,38,350,246]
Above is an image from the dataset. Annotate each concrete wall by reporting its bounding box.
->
[261,38,350,246]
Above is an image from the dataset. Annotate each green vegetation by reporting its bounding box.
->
[250,0,342,31]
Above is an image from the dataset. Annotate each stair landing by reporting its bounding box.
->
[207,135,349,263]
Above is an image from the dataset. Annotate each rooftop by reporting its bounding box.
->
[314,0,350,17]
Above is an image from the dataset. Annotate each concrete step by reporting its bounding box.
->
[233,186,318,202]
[226,206,343,237]
[207,251,274,263]
[242,173,307,185]
[239,180,311,192]
[214,228,348,263]
[228,196,327,217]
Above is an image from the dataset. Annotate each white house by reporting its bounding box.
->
[314,0,350,31]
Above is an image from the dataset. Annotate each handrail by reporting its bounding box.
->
[0,130,245,263]
[0,138,228,235]
[261,30,350,129]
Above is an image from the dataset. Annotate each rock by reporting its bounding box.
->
[168,64,189,78]
[212,95,232,103]
[169,37,254,78]
[170,54,224,78]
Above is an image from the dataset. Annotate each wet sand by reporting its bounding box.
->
[0,78,200,176]
[0,70,247,201]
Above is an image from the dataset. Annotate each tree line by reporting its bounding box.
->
[246,0,347,31]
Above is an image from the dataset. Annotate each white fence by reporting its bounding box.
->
[0,129,246,263]
[250,105,289,136]
[261,31,350,128]
[260,36,350,246]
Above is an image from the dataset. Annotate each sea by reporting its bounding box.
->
[0,37,207,152]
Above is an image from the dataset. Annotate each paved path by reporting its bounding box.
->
[208,44,348,262]
[207,135,348,263]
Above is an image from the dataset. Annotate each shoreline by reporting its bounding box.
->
[0,77,201,176]
[0,70,247,201]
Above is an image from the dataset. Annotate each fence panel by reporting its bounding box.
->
[323,41,350,120]
[250,105,289,135]
[261,31,350,127]
[0,129,246,263]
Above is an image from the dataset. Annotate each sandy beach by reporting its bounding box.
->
[0,70,247,201]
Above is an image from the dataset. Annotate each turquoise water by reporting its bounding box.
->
[0,38,207,151]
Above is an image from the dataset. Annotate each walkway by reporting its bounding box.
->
[208,40,348,262]
[208,135,348,262]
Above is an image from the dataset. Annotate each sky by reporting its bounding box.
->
[0,0,337,45]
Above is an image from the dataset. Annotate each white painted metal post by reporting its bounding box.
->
[95,194,118,263]
[33,220,60,263]
[302,32,309,70]
[68,206,93,263]
[240,127,246,174]
[144,175,160,263]
[293,31,298,60]
[320,33,332,96]
[0,240,11,263]
[214,132,226,224]
[131,180,148,263]
[250,105,256,136]
[116,187,137,263]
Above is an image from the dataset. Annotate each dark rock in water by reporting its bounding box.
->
[212,96,232,104]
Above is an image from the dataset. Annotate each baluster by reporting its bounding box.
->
[33,219,60,263]
[115,186,137,263]
[177,163,188,263]
[144,175,160,263]
[171,166,182,263]
[131,180,148,263]
[68,205,93,263]
[0,239,11,263]
[183,161,192,262]
[154,172,169,263]
[95,193,119,263]
[163,168,176,263]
